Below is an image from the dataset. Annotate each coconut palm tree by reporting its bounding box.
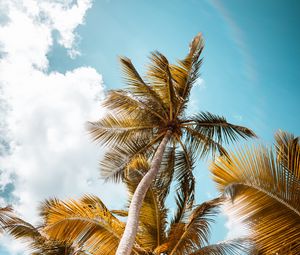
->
[40,157,253,255]
[87,33,256,254]
[0,207,86,255]
[210,130,300,254]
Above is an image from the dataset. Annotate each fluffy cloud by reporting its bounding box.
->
[0,1,125,254]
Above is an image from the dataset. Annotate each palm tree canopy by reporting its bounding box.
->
[40,156,253,255]
[210,130,300,254]
[87,33,256,187]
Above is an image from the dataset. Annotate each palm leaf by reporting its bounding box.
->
[275,130,300,178]
[99,134,163,181]
[87,112,154,148]
[167,198,222,255]
[40,195,130,255]
[210,144,300,254]
[146,51,178,119]
[0,206,15,229]
[173,33,204,116]
[103,89,166,122]
[184,126,228,159]
[189,112,256,144]
[3,215,81,255]
[188,238,254,255]
[119,56,168,117]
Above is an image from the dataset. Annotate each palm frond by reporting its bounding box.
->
[3,215,81,255]
[188,238,254,255]
[173,33,204,116]
[99,134,162,181]
[275,130,300,178]
[87,112,154,148]
[40,195,128,255]
[146,51,178,119]
[171,175,195,225]
[189,112,256,144]
[111,210,128,217]
[103,90,167,122]
[184,126,228,159]
[119,56,168,117]
[0,206,16,229]
[168,198,222,255]
[3,217,40,240]
[210,144,300,254]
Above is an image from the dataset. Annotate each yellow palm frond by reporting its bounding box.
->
[40,195,131,255]
[187,238,253,255]
[210,137,300,254]
[103,90,166,122]
[146,51,179,119]
[3,215,82,255]
[275,130,300,178]
[119,56,168,117]
[87,112,154,148]
[172,33,204,116]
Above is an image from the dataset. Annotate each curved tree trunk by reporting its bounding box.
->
[116,131,172,255]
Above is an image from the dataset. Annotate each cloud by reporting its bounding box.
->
[195,77,206,90]
[0,1,125,254]
[222,202,250,240]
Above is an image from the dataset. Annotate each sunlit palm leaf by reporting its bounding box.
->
[119,56,168,117]
[40,195,131,255]
[87,113,154,148]
[147,51,179,119]
[103,90,166,122]
[275,130,300,178]
[188,238,253,255]
[173,33,204,116]
[3,215,81,255]
[210,141,300,254]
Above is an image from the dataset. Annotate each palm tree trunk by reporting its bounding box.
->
[116,131,172,255]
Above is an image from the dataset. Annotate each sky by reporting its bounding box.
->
[0,0,299,254]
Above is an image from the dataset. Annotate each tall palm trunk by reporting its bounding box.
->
[116,131,172,255]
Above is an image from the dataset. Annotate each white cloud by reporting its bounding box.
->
[195,77,206,90]
[222,202,250,240]
[0,1,126,254]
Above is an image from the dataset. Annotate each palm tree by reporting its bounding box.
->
[0,208,86,255]
[210,130,300,254]
[40,157,253,255]
[87,33,256,254]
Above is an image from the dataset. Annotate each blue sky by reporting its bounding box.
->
[50,0,300,139]
[0,0,299,254]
